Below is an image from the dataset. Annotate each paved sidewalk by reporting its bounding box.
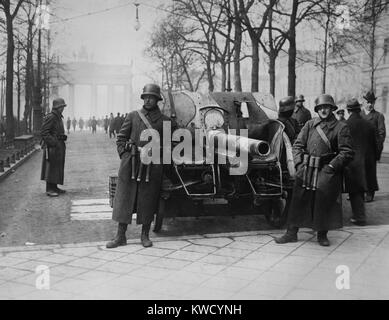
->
[1,225,389,300]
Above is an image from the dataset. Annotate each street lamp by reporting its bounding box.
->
[134,2,141,31]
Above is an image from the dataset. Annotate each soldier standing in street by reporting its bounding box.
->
[91,116,97,134]
[344,98,377,226]
[275,94,354,246]
[104,115,109,134]
[292,94,312,130]
[108,113,116,138]
[106,84,176,248]
[278,96,300,143]
[361,90,386,202]
[40,98,68,197]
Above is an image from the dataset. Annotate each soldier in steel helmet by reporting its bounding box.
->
[40,98,68,197]
[106,84,176,248]
[292,94,312,130]
[275,94,354,246]
[278,96,300,144]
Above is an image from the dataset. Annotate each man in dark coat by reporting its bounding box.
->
[66,117,71,134]
[72,118,77,132]
[114,113,122,134]
[361,90,385,202]
[344,98,377,226]
[108,113,115,138]
[275,94,354,246]
[79,118,84,131]
[103,115,109,134]
[91,116,97,134]
[278,96,300,144]
[40,98,68,197]
[106,84,176,249]
[292,94,312,130]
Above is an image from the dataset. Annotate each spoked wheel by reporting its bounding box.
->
[264,198,288,228]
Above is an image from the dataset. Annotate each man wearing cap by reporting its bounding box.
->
[278,96,300,143]
[336,109,346,122]
[344,98,377,226]
[275,94,353,246]
[361,90,385,202]
[292,94,312,130]
[107,84,176,249]
[40,98,68,197]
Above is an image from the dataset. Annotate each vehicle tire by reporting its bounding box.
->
[264,198,287,228]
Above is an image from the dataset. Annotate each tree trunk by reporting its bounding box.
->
[233,0,242,92]
[251,38,259,92]
[17,45,21,135]
[287,0,298,97]
[370,0,377,91]
[322,15,330,94]
[5,15,15,140]
[269,52,276,96]
[206,55,214,92]
[221,62,227,92]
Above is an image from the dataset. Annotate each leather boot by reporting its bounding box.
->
[141,223,153,248]
[275,227,298,244]
[317,231,330,246]
[106,223,127,248]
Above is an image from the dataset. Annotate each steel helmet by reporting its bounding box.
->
[52,98,67,109]
[295,94,305,103]
[140,83,162,101]
[314,94,337,112]
[278,96,295,113]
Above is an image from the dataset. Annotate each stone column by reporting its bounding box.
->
[91,84,97,116]
[107,84,114,114]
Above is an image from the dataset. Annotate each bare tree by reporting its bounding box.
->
[0,0,25,139]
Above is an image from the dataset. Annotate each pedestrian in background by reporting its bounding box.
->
[275,94,354,246]
[114,112,121,135]
[292,94,312,130]
[79,118,84,131]
[40,98,68,197]
[344,98,377,226]
[72,118,77,132]
[66,117,71,134]
[104,115,109,134]
[91,116,97,134]
[361,90,386,202]
[108,113,115,138]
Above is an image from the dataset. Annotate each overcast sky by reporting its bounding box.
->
[51,0,166,83]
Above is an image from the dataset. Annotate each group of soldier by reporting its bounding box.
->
[39,83,386,248]
[275,91,386,246]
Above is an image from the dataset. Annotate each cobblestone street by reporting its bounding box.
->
[1,130,389,299]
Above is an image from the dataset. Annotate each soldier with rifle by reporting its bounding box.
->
[106,84,176,248]
[275,94,354,246]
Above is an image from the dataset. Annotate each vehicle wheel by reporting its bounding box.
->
[264,198,287,228]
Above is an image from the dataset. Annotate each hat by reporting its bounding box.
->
[346,98,362,110]
[278,96,295,113]
[336,109,345,115]
[363,90,377,103]
[314,94,337,112]
[295,94,305,103]
[140,83,163,101]
[52,98,67,109]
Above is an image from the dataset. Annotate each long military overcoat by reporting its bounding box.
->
[361,109,386,160]
[112,107,175,225]
[288,113,354,231]
[344,113,377,193]
[40,109,66,185]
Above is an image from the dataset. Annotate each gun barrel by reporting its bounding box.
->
[208,130,270,157]
[302,154,310,188]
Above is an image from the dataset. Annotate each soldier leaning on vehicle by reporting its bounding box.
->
[275,94,354,247]
[278,96,300,144]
